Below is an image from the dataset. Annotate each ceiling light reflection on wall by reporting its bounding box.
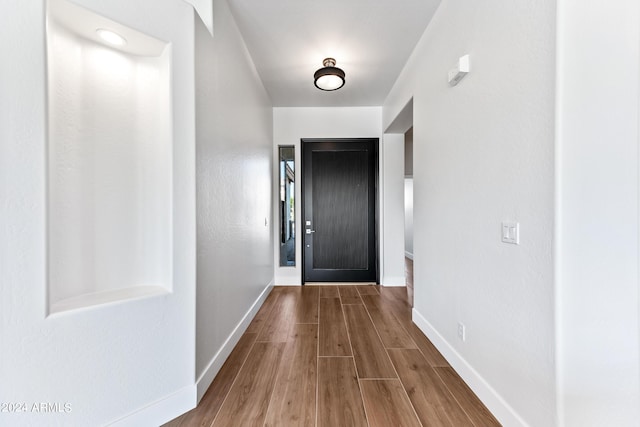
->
[314,58,345,91]
[96,28,127,46]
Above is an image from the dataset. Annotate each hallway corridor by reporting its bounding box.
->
[165,285,499,426]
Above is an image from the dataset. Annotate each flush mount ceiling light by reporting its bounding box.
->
[96,28,127,46]
[314,58,345,91]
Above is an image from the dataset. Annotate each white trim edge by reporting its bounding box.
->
[196,280,274,401]
[382,275,406,287]
[183,0,213,36]
[108,384,196,427]
[412,308,529,427]
[404,251,414,260]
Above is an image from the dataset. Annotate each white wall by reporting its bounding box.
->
[556,0,640,425]
[382,134,406,286]
[273,107,382,285]
[195,0,274,400]
[0,0,196,425]
[384,0,557,425]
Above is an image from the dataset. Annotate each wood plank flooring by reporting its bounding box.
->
[343,304,397,379]
[318,297,351,357]
[317,357,368,427]
[164,285,501,427]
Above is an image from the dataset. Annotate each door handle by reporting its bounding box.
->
[306,229,316,234]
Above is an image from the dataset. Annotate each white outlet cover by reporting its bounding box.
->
[457,322,466,341]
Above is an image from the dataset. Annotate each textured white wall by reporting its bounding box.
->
[195,0,274,397]
[0,0,196,425]
[384,0,556,425]
[557,0,640,425]
[272,107,382,285]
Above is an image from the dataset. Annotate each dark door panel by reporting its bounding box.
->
[302,139,378,283]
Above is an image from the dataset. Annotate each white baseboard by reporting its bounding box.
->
[108,384,196,427]
[405,251,414,260]
[382,275,406,287]
[196,280,274,402]
[275,276,301,286]
[412,309,527,427]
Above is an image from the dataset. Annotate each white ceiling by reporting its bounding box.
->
[227,0,442,107]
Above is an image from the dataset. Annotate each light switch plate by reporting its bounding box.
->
[501,222,519,244]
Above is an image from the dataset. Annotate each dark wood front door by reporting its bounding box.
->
[302,139,378,283]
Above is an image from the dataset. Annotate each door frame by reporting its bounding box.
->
[300,138,380,284]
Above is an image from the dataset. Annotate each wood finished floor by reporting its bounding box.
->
[164,285,501,427]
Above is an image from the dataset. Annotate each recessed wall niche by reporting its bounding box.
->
[46,0,173,314]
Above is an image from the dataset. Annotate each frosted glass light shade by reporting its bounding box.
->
[315,74,344,91]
